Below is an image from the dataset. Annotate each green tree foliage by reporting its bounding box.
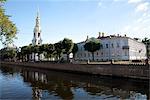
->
[39,44,48,53]
[47,43,54,59]
[21,46,28,61]
[62,38,74,54]
[25,44,33,61]
[142,38,150,45]
[62,38,74,61]
[16,51,21,61]
[0,0,6,2]
[32,45,40,61]
[39,44,49,59]
[54,41,63,60]
[0,0,17,45]
[0,47,17,61]
[13,38,77,62]
[72,43,78,57]
[84,38,101,61]
[142,37,150,58]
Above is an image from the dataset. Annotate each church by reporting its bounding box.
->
[30,10,43,61]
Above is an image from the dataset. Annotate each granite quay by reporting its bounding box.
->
[1,61,149,80]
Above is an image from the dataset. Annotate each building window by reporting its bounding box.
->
[84,53,86,57]
[139,49,142,53]
[111,43,114,48]
[125,51,127,56]
[106,44,108,48]
[117,43,120,48]
[88,53,90,57]
[38,33,40,37]
[101,52,103,56]
[97,52,99,56]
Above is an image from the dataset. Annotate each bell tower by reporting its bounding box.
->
[32,9,42,46]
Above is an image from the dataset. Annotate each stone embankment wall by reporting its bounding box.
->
[1,62,149,80]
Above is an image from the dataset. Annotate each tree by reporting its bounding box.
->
[21,46,28,62]
[38,44,47,60]
[62,38,74,62]
[39,44,48,53]
[47,43,55,60]
[21,45,33,62]
[0,0,7,2]
[7,47,17,61]
[32,45,39,61]
[142,37,150,59]
[54,41,63,61]
[0,47,17,61]
[0,0,17,45]
[26,45,33,61]
[84,37,101,61]
[16,51,21,61]
[72,43,78,58]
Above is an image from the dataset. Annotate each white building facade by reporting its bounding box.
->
[74,33,146,61]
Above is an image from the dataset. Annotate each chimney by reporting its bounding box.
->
[86,35,89,41]
[99,32,101,38]
[102,32,104,37]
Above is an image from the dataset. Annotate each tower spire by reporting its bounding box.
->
[35,7,40,27]
[32,7,42,46]
[37,6,40,18]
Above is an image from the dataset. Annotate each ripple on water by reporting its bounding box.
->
[0,66,149,100]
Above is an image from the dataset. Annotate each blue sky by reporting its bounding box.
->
[1,0,150,48]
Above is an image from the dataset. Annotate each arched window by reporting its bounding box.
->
[117,43,120,47]
[97,52,99,56]
[38,33,40,37]
[106,44,108,48]
[83,53,86,57]
[111,43,114,48]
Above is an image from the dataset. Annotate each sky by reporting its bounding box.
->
[0,0,150,48]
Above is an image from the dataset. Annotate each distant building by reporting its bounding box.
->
[74,33,146,61]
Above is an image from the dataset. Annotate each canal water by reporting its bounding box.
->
[0,65,149,100]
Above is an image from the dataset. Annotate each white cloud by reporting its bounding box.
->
[135,2,150,12]
[107,0,150,38]
[122,13,150,38]
[128,0,142,4]
[121,1,150,38]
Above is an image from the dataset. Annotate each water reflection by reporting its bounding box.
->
[0,65,149,100]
